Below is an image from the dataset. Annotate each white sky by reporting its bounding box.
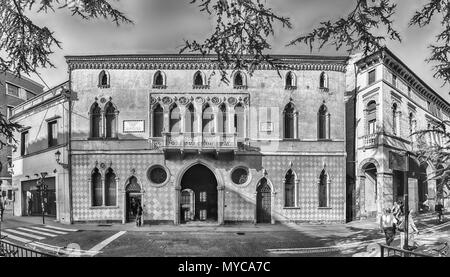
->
[24,0,450,102]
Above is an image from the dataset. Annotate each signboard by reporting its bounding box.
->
[259,122,273,132]
[123,120,145,133]
[389,151,407,171]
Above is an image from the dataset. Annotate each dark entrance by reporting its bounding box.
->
[22,178,56,217]
[256,178,271,223]
[125,176,142,223]
[180,164,218,223]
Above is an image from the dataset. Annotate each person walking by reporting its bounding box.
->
[379,208,396,246]
[392,201,401,221]
[136,203,143,227]
[0,196,5,222]
[27,196,33,216]
[435,199,444,223]
[398,209,419,250]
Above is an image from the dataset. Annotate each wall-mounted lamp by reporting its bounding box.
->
[55,150,69,169]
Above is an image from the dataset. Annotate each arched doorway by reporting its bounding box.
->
[180,164,218,223]
[256,178,272,223]
[362,162,378,217]
[125,176,142,223]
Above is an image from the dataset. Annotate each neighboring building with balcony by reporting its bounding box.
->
[9,82,71,223]
[64,54,349,225]
[348,48,450,221]
[0,71,44,208]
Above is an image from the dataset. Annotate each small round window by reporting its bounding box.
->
[231,167,249,185]
[148,166,168,185]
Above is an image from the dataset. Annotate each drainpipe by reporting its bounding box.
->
[68,68,74,224]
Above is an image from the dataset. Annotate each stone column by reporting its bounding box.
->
[294,112,299,139]
[228,108,235,134]
[378,172,393,216]
[174,185,181,225]
[356,175,366,219]
[218,186,225,225]
[408,178,419,212]
[180,106,186,133]
[163,109,170,133]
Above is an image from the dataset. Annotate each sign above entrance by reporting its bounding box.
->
[389,151,407,171]
[123,120,145,133]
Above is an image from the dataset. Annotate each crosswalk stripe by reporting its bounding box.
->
[44,225,78,232]
[18,227,58,237]
[30,227,68,235]
[4,229,45,240]
[0,231,32,244]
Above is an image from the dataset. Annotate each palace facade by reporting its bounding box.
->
[9,50,450,225]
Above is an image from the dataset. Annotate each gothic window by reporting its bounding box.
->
[366,101,377,135]
[153,104,164,137]
[319,72,328,89]
[285,71,296,89]
[105,168,116,206]
[170,105,181,133]
[90,102,102,138]
[98,70,110,88]
[153,71,165,87]
[126,176,141,192]
[194,71,204,86]
[234,103,245,138]
[319,168,330,208]
[105,102,118,139]
[219,104,227,133]
[185,104,195,133]
[92,168,102,206]
[318,104,330,139]
[409,112,415,136]
[284,102,296,139]
[202,104,215,133]
[234,72,244,87]
[284,169,296,208]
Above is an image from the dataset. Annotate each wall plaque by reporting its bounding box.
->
[123,120,145,133]
[259,122,273,132]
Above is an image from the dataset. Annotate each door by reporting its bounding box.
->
[126,193,142,222]
[257,183,271,223]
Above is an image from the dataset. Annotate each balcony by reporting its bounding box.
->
[363,133,379,148]
[160,132,238,153]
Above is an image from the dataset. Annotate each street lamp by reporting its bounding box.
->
[55,150,69,169]
[403,151,411,250]
[36,172,48,225]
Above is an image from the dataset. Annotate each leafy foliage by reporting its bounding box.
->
[181,0,292,84]
[0,112,21,148]
[288,0,400,56]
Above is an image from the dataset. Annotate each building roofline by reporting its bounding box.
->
[356,47,450,109]
[1,70,45,90]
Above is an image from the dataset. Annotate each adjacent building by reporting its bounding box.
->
[0,71,44,210]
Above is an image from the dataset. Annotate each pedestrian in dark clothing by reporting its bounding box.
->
[435,200,444,223]
[0,197,5,222]
[136,204,143,227]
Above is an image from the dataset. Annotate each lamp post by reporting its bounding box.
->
[403,151,410,250]
[36,172,48,225]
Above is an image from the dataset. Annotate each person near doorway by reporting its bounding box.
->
[379,208,396,246]
[0,196,5,222]
[421,194,430,213]
[27,196,33,216]
[136,203,143,227]
[398,210,419,250]
[392,201,402,221]
[435,199,444,223]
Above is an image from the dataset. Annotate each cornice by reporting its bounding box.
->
[65,54,349,72]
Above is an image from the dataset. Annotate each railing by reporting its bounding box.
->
[362,133,378,147]
[162,132,238,150]
[379,244,431,257]
[0,238,56,257]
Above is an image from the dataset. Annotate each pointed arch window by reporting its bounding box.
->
[90,102,102,138]
[318,104,330,140]
[193,71,208,89]
[319,72,328,89]
[202,104,215,133]
[98,70,110,88]
[234,103,245,138]
[284,102,296,139]
[319,168,330,208]
[367,101,377,135]
[153,71,166,88]
[219,104,227,133]
[91,168,102,206]
[185,104,195,133]
[105,168,117,206]
[153,104,164,137]
[285,72,297,90]
[284,169,296,207]
[233,71,247,89]
[170,105,181,133]
[105,102,118,139]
